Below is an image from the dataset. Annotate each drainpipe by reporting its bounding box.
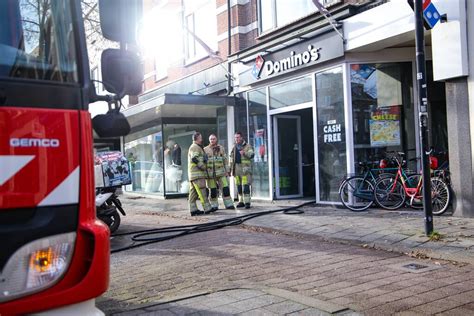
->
[227,0,233,95]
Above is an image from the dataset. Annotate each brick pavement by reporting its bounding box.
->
[120,194,474,265]
[97,199,474,315]
[111,288,358,316]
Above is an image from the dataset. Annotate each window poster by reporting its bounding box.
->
[254,129,267,162]
[95,151,132,188]
[370,106,401,147]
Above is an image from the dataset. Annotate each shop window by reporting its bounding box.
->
[162,122,218,196]
[234,95,248,141]
[124,125,164,195]
[217,106,228,150]
[316,67,346,202]
[248,88,270,198]
[350,63,416,172]
[184,0,217,63]
[269,77,312,110]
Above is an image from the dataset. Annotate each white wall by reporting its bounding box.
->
[431,0,468,80]
[343,0,415,52]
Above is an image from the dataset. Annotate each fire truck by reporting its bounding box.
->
[0,0,141,314]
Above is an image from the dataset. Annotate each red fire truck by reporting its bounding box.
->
[0,0,141,314]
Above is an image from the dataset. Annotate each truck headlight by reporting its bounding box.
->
[0,232,76,303]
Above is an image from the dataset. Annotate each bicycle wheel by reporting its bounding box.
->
[431,177,450,215]
[405,174,423,209]
[339,177,374,211]
[374,175,406,210]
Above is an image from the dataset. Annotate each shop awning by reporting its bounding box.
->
[123,93,236,132]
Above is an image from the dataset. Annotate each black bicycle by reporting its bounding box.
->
[339,160,396,211]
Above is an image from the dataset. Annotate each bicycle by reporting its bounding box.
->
[431,150,451,188]
[403,149,452,211]
[428,149,452,213]
[373,152,450,214]
[339,160,396,211]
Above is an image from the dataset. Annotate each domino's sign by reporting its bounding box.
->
[422,0,440,29]
[407,0,441,29]
[240,31,344,86]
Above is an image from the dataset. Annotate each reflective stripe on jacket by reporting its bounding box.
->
[204,144,228,178]
[188,142,208,181]
[230,141,254,176]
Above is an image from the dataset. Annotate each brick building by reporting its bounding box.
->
[122,0,474,218]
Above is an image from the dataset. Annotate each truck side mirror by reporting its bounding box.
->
[99,0,142,43]
[101,49,142,96]
[92,108,131,137]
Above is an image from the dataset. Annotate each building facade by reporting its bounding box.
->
[123,0,474,217]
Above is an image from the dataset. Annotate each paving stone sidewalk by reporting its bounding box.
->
[121,194,474,265]
[111,288,360,316]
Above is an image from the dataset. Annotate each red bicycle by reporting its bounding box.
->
[374,152,450,214]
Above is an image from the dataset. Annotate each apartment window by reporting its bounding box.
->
[154,56,167,81]
[141,5,183,71]
[184,0,217,62]
[259,0,340,33]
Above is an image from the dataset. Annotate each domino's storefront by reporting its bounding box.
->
[232,24,448,205]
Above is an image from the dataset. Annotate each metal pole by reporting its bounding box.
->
[414,0,433,235]
[227,0,232,95]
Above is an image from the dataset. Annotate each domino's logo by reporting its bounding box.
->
[423,2,440,29]
[407,0,442,30]
[251,55,265,79]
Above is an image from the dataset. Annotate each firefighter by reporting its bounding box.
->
[204,134,234,211]
[188,132,212,216]
[230,131,254,209]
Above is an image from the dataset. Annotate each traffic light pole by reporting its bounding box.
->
[414,0,433,235]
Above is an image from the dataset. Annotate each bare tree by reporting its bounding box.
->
[81,0,117,66]
[20,0,50,57]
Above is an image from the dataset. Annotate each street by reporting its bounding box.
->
[97,202,474,315]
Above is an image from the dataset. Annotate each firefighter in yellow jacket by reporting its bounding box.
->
[230,131,254,209]
[188,132,212,216]
[204,134,234,211]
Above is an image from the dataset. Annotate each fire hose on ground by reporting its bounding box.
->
[110,201,314,253]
